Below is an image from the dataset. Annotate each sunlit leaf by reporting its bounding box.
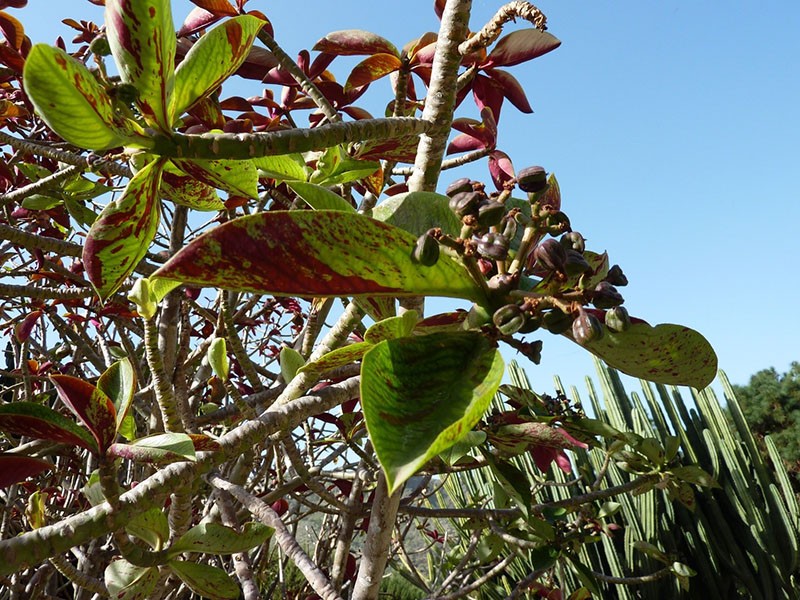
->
[170,14,264,122]
[253,154,308,182]
[105,560,159,600]
[84,160,164,300]
[361,332,504,493]
[0,454,53,489]
[172,158,258,199]
[313,29,398,57]
[371,191,462,237]
[51,375,117,453]
[22,44,139,150]
[279,346,305,382]
[345,53,402,92]
[151,211,486,303]
[288,181,354,212]
[107,432,196,464]
[161,161,225,211]
[207,338,229,381]
[296,341,372,376]
[481,29,561,69]
[169,521,273,556]
[125,508,169,550]
[0,403,97,452]
[168,560,240,599]
[97,358,136,435]
[364,311,418,344]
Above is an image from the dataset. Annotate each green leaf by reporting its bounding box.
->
[296,341,372,376]
[22,44,138,150]
[172,158,258,199]
[671,561,697,577]
[168,560,240,600]
[254,154,308,182]
[371,191,462,237]
[364,310,418,344]
[105,560,159,600]
[288,181,355,212]
[106,0,175,131]
[50,375,117,453]
[151,211,486,304]
[84,160,164,300]
[169,521,273,556]
[565,316,717,389]
[439,431,486,466]
[21,194,62,210]
[170,15,264,122]
[279,346,305,382]
[107,432,196,464]
[128,278,158,321]
[310,145,380,186]
[361,332,504,493]
[670,465,721,489]
[0,454,53,489]
[632,540,670,564]
[486,455,531,516]
[160,160,225,211]
[63,198,99,227]
[207,338,229,381]
[97,358,136,436]
[125,508,169,550]
[563,553,601,595]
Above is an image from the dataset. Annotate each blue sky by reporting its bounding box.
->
[17,1,800,395]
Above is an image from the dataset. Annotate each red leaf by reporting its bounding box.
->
[188,0,237,16]
[446,133,485,155]
[481,29,561,69]
[344,53,402,93]
[0,1,27,9]
[0,454,52,489]
[50,375,117,453]
[313,29,398,57]
[472,75,505,125]
[0,403,98,452]
[14,310,42,343]
[488,150,515,190]
[0,9,25,49]
[177,7,221,37]
[486,68,533,114]
[188,433,222,452]
[235,45,278,80]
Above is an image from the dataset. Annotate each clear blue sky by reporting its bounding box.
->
[17,1,800,395]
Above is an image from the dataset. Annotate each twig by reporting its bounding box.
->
[459,1,548,57]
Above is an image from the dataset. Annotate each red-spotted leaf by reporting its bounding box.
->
[344,53,402,93]
[160,161,225,211]
[14,310,42,343]
[361,332,504,493]
[313,29,398,57]
[253,154,308,182]
[51,375,117,453]
[172,158,258,199]
[168,560,240,599]
[486,68,533,113]
[0,454,53,488]
[0,402,97,452]
[96,358,136,435]
[22,44,140,151]
[84,159,164,300]
[170,14,264,122]
[125,508,169,550]
[188,433,222,452]
[151,211,486,303]
[353,297,395,322]
[107,432,196,464]
[296,341,372,376]
[168,521,273,556]
[364,310,418,344]
[105,560,159,600]
[106,0,176,131]
[481,29,561,69]
[565,313,717,389]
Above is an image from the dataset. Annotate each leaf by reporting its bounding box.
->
[481,29,561,69]
[0,10,24,49]
[361,332,504,493]
[170,14,264,122]
[104,560,159,600]
[345,53,402,92]
[0,403,97,452]
[20,195,62,211]
[564,316,717,389]
[288,181,354,212]
[25,489,47,529]
[564,553,601,595]
[670,465,721,489]
[486,68,533,113]
[125,508,169,550]
[0,454,53,489]
[310,145,380,187]
[439,431,486,466]
[168,560,240,599]
[50,375,117,453]
[107,432,196,464]
[371,191,462,237]
[207,338,229,381]
[486,455,531,516]
[22,44,137,150]
[313,29,398,57]
[253,154,308,182]
[296,341,372,376]
[160,161,225,211]
[632,540,670,564]
[364,311,418,344]
[172,158,258,199]
[14,310,42,343]
[84,160,164,300]
[151,211,486,304]
[106,0,176,131]
[279,346,305,382]
[169,521,273,556]
[97,358,136,436]
[354,297,395,322]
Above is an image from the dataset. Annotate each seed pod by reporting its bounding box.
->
[467,304,492,328]
[448,191,481,218]
[564,249,591,276]
[606,264,629,286]
[518,314,542,334]
[572,310,604,345]
[592,281,624,309]
[476,232,510,261]
[517,166,547,193]
[487,273,515,295]
[534,239,567,272]
[544,211,571,236]
[89,35,111,57]
[476,200,505,228]
[560,231,586,253]
[493,304,526,336]
[446,177,473,197]
[542,308,573,334]
[605,306,631,332]
[412,232,440,266]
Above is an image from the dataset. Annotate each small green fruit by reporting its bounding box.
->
[476,200,505,228]
[493,304,526,336]
[411,232,440,266]
[605,306,631,332]
[542,308,572,334]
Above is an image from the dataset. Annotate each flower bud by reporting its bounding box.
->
[564,249,591,277]
[446,178,473,198]
[592,281,624,309]
[476,200,505,228]
[604,306,631,333]
[517,166,547,193]
[448,191,481,218]
[411,232,440,266]
[542,308,573,334]
[560,231,586,253]
[534,239,567,272]
[606,264,629,286]
[572,310,604,345]
[476,232,509,261]
[493,304,526,336]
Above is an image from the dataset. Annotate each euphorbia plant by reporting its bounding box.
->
[0,0,718,597]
